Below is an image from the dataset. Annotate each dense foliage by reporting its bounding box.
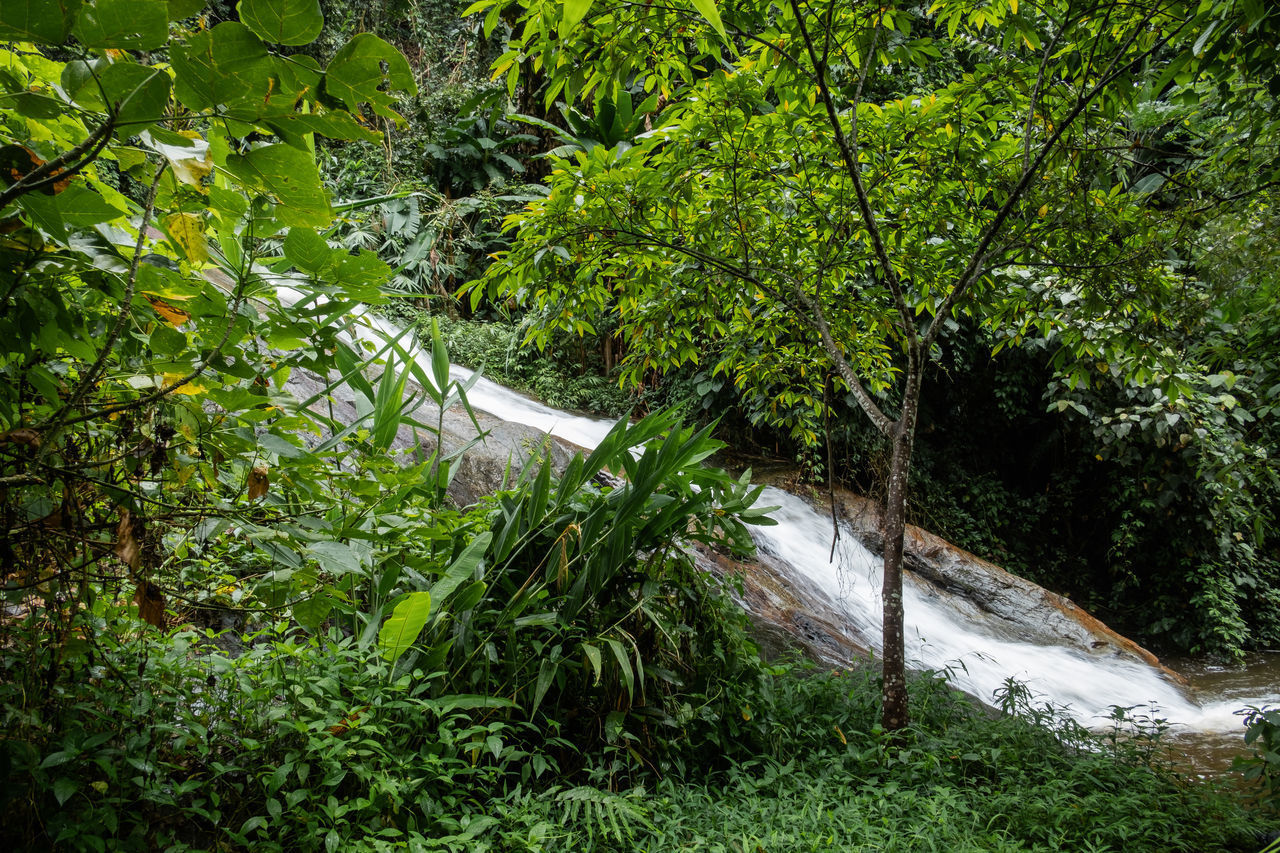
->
[467,0,1280,661]
[2,0,1278,849]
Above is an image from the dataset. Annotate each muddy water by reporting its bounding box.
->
[1163,652,1280,776]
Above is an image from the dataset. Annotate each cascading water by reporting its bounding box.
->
[436,366,1280,733]
[274,291,1275,734]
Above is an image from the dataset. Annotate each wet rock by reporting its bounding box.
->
[285,369,573,507]
[834,491,1178,678]
[694,544,870,667]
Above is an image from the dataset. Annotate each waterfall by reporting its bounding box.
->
[432,365,1279,733]
[273,290,1275,733]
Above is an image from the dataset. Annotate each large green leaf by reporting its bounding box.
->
[430,531,493,605]
[688,0,727,42]
[223,144,331,228]
[73,0,168,50]
[0,0,81,43]
[167,0,205,16]
[559,0,594,38]
[171,22,271,112]
[283,227,336,275]
[378,591,431,663]
[64,60,171,129]
[54,184,127,229]
[238,0,323,46]
[264,111,382,146]
[323,33,417,120]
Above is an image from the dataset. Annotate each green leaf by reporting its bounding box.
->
[238,0,323,46]
[97,62,172,129]
[264,111,382,145]
[283,227,335,275]
[52,777,78,806]
[430,317,450,396]
[370,352,410,451]
[451,579,486,612]
[0,0,81,43]
[323,33,417,120]
[430,531,493,606]
[606,637,635,698]
[57,184,127,229]
[582,642,602,685]
[378,591,431,663]
[689,0,727,42]
[292,592,333,631]
[167,0,205,17]
[17,192,67,242]
[73,0,168,50]
[171,22,271,113]
[560,0,595,38]
[531,658,557,715]
[223,144,331,228]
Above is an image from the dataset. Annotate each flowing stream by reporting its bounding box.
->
[434,363,1279,735]
[279,292,1277,741]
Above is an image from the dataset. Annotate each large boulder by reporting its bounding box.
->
[284,368,574,506]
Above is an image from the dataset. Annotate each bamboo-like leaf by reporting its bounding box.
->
[688,0,727,42]
[430,317,450,399]
[378,591,431,663]
[531,658,557,716]
[605,637,634,700]
[560,0,595,38]
[371,352,410,452]
[582,642,603,686]
[430,531,492,606]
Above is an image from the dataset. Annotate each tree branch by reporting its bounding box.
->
[0,113,116,211]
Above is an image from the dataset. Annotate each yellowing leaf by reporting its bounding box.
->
[146,295,191,325]
[161,373,207,395]
[163,212,208,262]
[1037,204,1048,218]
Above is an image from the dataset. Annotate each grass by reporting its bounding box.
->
[0,614,1267,852]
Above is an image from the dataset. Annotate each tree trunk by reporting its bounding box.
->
[880,363,920,732]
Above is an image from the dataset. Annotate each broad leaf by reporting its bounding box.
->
[73,0,168,50]
[238,0,323,46]
[283,227,336,275]
[430,532,493,605]
[689,0,727,42]
[560,0,594,38]
[223,144,332,228]
[171,22,271,113]
[68,61,172,130]
[378,591,431,663]
[0,0,81,44]
[323,33,417,120]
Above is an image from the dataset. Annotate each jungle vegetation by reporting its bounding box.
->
[1,0,1278,849]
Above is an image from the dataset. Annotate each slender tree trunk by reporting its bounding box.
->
[880,359,920,731]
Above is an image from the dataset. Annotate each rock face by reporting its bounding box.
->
[694,544,871,666]
[284,369,574,507]
[832,490,1174,675]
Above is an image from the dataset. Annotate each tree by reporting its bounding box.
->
[467,0,1276,728]
[0,1,426,637]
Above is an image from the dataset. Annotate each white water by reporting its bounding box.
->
[270,290,1275,732]
[428,356,1278,732]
